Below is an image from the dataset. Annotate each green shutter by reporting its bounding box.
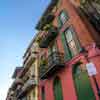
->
[58,17,62,29]
[54,77,63,100]
[61,32,71,61]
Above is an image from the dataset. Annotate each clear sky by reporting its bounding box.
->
[0,0,50,99]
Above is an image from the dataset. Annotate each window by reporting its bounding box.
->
[58,10,69,28]
[64,28,79,56]
[61,27,81,60]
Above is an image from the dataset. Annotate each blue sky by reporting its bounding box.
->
[0,0,50,99]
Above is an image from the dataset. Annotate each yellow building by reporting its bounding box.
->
[17,34,40,100]
[6,33,41,100]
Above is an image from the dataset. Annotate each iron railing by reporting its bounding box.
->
[40,52,64,79]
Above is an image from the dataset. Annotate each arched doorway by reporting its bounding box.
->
[53,77,63,100]
[73,62,96,100]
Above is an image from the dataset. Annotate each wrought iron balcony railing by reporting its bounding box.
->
[40,52,65,79]
[17,78,37,98]
[41,14,55,29]
[16,88,22,98]
[39,64,48,78]
[39,27,58,48]
[11,78,23,90]
[23,51,37,68]
[36,13,55,30]
[23,78,37,91]
[14,78,23,84]
[36,0,59,30]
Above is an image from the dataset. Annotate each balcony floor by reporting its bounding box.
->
[40,63,65,79]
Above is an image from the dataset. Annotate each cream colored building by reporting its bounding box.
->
[17,34,40,100]
[6,33,41,100]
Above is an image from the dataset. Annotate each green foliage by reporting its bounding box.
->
[43,23,53,31]
[36,36,42,44]
[40,59,47,66]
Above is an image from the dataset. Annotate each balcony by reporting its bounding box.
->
[39,64,48,78]
[36,0,59,30]
[39,27,58,48]
[14,78,23,84]
[39,14,55,30]
[40,52,65,79]
[11,78,23,90]
[17,78,37,98]
[22,78,37,91]
[23,51,37,68]
[16,87,22,98]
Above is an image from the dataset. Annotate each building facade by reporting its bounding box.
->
[17,37,40,100]
[6,0,100,100]
[6,67,23,100]
[6,35,40,100]
[36,0,100,100]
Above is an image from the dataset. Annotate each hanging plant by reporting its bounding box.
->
[36,36,42,44]
[40,59,47,66]
[43,23,53,31]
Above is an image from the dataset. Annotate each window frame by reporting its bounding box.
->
[64,26,80,57]
[58,10,69,28]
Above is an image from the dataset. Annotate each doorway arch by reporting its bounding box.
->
[73,62,96,100]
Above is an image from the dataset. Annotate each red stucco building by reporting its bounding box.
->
[36,0,100,100]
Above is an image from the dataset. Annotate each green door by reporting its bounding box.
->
[54,77,63,100]
[41,87,45,100]
[73,63,96,100]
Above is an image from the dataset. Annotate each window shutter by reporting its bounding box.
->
[58,17,62,29]
[61,32,71,61]
[54,77,63,100]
